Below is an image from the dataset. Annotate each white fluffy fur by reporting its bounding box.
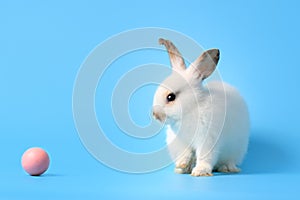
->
[152,42,249,176]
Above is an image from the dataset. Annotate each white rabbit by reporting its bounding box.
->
[152,38,250,176]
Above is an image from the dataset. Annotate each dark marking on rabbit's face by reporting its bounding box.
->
[152,105,166,122]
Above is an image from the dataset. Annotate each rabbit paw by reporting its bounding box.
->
[216,164,240,173]
[176,160,189,169]
[191,165,213,177]
[174,160,192,174]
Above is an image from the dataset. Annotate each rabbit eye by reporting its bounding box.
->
[166,93,176,102]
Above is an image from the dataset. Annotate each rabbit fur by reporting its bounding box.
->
[152,38,250,176]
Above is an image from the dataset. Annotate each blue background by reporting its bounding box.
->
[1,0,299,199]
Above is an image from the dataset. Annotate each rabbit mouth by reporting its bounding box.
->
[153,111,166,123]
[153,112,179,126]
[152,105,166,123]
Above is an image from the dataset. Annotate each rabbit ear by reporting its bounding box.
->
[159,38,186,71]
[188,49,220,80]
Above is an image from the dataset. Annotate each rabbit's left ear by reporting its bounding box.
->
[188,49,220,80]
[159,38,186,71]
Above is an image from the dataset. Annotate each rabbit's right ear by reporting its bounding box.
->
[159,38,186,71]
[188,49,220,80]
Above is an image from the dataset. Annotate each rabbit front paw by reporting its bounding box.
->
[174,160,192,174]
[174,154,195,174]
[191,165,213,177]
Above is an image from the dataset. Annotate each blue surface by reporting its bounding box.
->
[1,0,300,199]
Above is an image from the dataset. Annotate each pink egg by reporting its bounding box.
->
[21,147,50,176]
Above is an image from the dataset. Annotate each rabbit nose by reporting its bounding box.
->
[152,106,166,122]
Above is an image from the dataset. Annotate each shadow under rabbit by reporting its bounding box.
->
[240,130,293,175]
